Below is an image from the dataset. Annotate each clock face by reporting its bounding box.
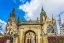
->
[47,25,53,33]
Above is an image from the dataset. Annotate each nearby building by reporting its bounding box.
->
[54,20,61,36]
[54,15,62,36]
[61,20,64,35]
[5,6,56,43]
[54,15,64,36]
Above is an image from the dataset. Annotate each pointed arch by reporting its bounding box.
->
[46,24,54,33]
[24,30,36,43]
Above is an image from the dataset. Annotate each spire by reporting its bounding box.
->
[18,16,20,23]
[59,15,61,21]
[8,5,16,22]
[41,6,44,13]
[37,17,39,21]
[40,6,46,22]
[58,15,62,26]
[11,5,16,17]
[52,14,55,20]
[52,14,55,24]
[58,15,61,24]
[40,6,46,16]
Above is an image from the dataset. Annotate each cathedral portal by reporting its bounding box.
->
[24,30,36,43]
[5,6,55,43]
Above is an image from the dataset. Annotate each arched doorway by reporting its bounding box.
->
[24,30,36,43]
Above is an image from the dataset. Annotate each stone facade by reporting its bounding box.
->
[5,6,55,43]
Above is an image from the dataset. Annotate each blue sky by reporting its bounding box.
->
[0,0,64,34]
[0,0,31,22]
[0,0,64,22]
[0,0,31,34]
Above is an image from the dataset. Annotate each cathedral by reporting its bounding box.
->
[5,6,56,43]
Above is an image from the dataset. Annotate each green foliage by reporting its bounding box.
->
[54,37,64,43]
[48,36,64,43]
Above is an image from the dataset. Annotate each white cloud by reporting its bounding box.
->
[19,0,64,22]
[0,19,7,34]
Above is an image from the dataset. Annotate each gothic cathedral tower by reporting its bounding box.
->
[5,6,18,43]
[40,7,47,23]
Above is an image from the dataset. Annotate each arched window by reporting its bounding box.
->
[47,25,54,33]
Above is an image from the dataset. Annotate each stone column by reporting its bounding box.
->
[13,36,18,43]
[36,35,38,43]
[37,35,41,43]
[42,35,48,43]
